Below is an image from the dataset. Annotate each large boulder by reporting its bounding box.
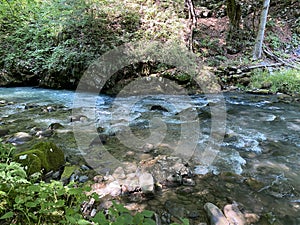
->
[14,142,65,176]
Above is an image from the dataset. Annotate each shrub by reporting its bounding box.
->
[250,69,300,94]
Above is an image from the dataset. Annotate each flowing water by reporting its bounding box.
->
[0,87,299,224]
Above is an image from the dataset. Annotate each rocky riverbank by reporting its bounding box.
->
[1,88,300,224]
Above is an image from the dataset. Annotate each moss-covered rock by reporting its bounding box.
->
[60,163,79,182]
[14,142,65,176]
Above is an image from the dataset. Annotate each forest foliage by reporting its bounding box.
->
[0,0,185,89]
[0,0,299,91]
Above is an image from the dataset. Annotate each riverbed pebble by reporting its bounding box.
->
[204,202,229,225]
[223,203,246,225]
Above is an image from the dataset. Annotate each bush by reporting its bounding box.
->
[0,141,88,224]
[250,69,300,94]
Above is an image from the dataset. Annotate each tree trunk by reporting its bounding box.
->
[226,0,241,37]
[253,0,271,60]
[185,0,196,52]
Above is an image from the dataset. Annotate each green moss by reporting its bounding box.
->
[14,142,65,176]
[14,153,42,176]
[175,72,191,82]
[61,164,79,181]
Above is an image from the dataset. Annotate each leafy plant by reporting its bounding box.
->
[249,69,300,94]
[0,140,15,163]
[90,200,189,225]
[0,141,190,225]
[0,141,90,224]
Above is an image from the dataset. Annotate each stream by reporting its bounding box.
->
[0,87,299,224]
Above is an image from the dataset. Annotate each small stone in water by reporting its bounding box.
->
[79,175,89,183]
[80,165,90,171]
[244,213,260,224]
[182,177,195,186]
[142,143,154,153]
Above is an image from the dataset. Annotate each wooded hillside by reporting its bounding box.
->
[0,0,299,91]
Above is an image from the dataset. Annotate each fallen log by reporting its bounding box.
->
[263,46,300,70]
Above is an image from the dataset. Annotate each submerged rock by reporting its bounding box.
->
[69,115,88,122]
[48,122,64,130]
[8,132,32,144]
[36,129,53,138]
[0,128,9,137]
[150,105,169,112]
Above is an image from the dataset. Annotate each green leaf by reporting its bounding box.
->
[180,218,190,225]
[78,219,91,225]
[66,215,77,224]
[113,201,129,213]
[133,213,143,224]
[141,210,154,218]
[25,201,38,208]
[68,187,83,195]
[143,218,156,225]
[170,218,190,225]
[0,211,14,220]
[91,212,108,224]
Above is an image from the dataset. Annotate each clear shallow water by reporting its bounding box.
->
[1,87,300,223]
[0,87,75,107]
[1,87,299,175]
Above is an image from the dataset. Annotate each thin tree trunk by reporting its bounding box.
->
[185,0,196,52]
[253,0,270,60]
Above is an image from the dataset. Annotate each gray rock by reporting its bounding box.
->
[36,129,53,137]
[29,127,42,135]
[223,204,246,225]
[8,132,32,144]
[24,103,39,109]
[142,143,155,153]
[48,123,64,130]
[112,167,126,180]
[204,203,229,225]
[182,177,195,186]
[79,175,89,183]
[52,171,61,179]
[70,173,79,182]
[139,172,154,194]
[150,105,169,112]
[70,115,88,122]
[81,165,91,171]
[46,106,56,112]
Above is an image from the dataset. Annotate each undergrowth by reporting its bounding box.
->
[0,140,189,225]
[249,69,300,94]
